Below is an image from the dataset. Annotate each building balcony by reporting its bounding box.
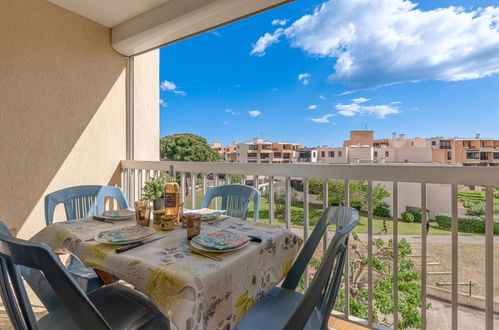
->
[121,160,499,330]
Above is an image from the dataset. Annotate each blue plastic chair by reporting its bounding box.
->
[235,206,359,330]
[0,230,170,330]
[200,184,261,221]
[44,185,129,292]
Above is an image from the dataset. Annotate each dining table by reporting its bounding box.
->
[31,216,303,330]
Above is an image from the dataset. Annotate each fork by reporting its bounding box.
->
[182,246,222,262]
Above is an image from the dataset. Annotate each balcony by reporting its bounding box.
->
[2,0,499,329]
[121,160,499,329]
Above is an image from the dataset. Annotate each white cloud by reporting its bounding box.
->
[223,121,229,125]
[250,28,283,56]
[159,99,168,108]
[352,97,370,103]
[160,80,187,95]
[160,80,176,91]
[225,109,240,115]
[253,0,499,89]
[211,31,223,37]
[298,73,311,85]
[308,104,318,110]
[335,101,400,118]
[272,19,288,26]
[319,95,326,100]
[248,110,262,117]
[308,114,334,123]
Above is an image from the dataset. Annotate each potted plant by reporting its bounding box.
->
[142,176,168,210]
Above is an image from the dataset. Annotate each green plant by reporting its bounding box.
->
[401,211,415,223]
[465,202,499,216]
[141,176,167,202]
[331,235,427,328]
[160,133,220,162]
[373,206,390,217]
[308,178,323,195]
[350,199,362,210]
[435,213,499,234]
[263,186,297,216]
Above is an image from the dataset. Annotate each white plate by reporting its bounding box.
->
[190,239,250,253]
[101,209,135,220]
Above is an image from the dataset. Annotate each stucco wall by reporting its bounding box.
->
[0,0,158,238]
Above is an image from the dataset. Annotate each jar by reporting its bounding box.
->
[153,209,165,229]
[160,215,176,231]
[185,214,201,240]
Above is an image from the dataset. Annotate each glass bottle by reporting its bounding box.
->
[164,176,180,224]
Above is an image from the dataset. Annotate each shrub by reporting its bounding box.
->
[435,213,499,234]
[373,206,390,217]
[401,211,415,223]
[308,178,323,195]
[350,200,362,210]
[402,210,430,223]
[465,202,499,216]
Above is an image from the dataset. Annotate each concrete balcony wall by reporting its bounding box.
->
[0,0,158,238]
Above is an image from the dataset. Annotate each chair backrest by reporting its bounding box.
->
[200,184,261,221]
[45,185,129,225]
[0,222,61,313]
[281,206,359,330]
[0,231,111,330]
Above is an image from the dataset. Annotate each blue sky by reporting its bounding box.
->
[159,0,499,147]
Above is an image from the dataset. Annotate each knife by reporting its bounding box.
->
[115,234,167,253]
[92,216,115,225]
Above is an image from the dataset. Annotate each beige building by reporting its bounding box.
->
[212,138,301,163]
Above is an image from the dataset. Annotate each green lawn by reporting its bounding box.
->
[184,189,451,235]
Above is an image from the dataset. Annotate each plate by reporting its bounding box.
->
[183,208,226,221]
[190,239,250,253]
[95,225,156,245]
[101,209,135,220]
[191,229,250,250]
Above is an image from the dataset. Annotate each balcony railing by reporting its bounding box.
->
[120,160,499,330]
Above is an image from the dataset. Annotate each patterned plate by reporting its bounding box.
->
[190,239,250,253]
[183,208,226,221]
[95,225,156,244]
[191,230,249,250]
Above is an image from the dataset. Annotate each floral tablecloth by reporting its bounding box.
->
[31,217,302,330]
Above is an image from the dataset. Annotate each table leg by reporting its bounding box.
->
[94,269,116,285]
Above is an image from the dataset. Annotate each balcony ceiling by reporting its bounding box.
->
[47,0,293,56]
[46,0,172,28]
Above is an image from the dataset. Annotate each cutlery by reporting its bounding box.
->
[207,216,229,225]
[183,246,223,262]
[247,235,262,243]
[92,216,115,225]
[115,234,167,253]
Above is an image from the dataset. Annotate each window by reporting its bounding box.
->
[321,151,325,157]
[480,152,488,161]
[274,152,281,158]
[447,151,452,161]
[385,151,389,157]
[283,154,290,159]
[338,151,342,157]
[247,153,257,158]
[260,153,269,159]
[328,151,335,157]
[494,152,499,159]
[466,152,479,159]
[440,140,451,149]
[312,152,316,157]
[431,141,436,146]
[249,145,258,150]
[374,151,378,157]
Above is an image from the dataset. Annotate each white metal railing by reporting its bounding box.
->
[120,160,499,330]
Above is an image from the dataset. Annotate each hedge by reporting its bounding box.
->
[401,210,430,223]
[435,213,499,234]
[373,206,390,217]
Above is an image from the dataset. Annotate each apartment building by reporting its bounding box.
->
[431,134,499,166]
[211,138,301,163]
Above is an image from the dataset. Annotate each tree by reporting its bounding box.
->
[263,186,297,216]
[316,180,391,211]
[160,133,219,162]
